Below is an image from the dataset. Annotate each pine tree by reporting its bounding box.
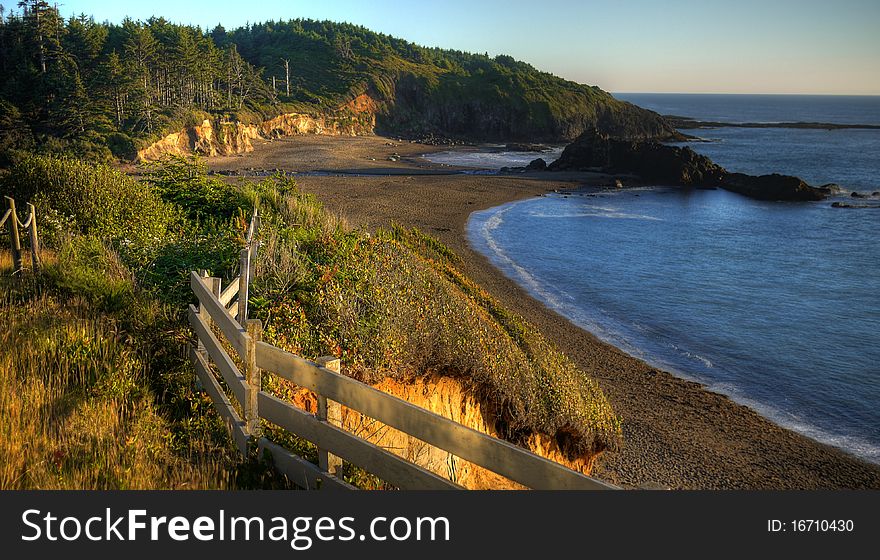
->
[17,0,62,74]
[97,51,130,128]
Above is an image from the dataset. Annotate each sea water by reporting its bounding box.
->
[423,146,565,169]
[466,94,880,463]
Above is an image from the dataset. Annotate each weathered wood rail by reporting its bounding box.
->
[190,211,616,490]
[2,196,41,273]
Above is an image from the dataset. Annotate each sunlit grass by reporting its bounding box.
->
[0,252,241,489]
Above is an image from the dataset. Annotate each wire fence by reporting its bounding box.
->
[2,196,41,273]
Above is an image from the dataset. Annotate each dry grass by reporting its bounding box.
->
[0,252,237,489]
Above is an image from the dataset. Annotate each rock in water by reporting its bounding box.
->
[525,158,547,171]
[832,202,880,209]
[506,143,549,152]
[549,130,725,186]
[549,129,832,201]
[721,173,828,202]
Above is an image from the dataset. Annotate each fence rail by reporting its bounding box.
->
[189,211,616,491]
[2,196,41,273]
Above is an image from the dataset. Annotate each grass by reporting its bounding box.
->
[1,154,621,490]
[0,251,235,489]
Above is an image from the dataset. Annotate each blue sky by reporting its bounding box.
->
[11,0,880,94]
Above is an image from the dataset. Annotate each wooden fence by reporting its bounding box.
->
[190,211,616,490]
[1,196,41,273]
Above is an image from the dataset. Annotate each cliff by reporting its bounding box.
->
[137,95,377,161]
[1,14,680,163]
[550,130,836,201]
[285,375,599,490]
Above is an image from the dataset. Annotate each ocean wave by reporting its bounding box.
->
[478,202,573,312]
[707,383,880,463]
[468,195,880,465]
[527,207,663,221]
[667,343,715,369]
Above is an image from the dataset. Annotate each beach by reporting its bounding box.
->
[209,134,880,489]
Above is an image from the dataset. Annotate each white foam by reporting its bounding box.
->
[479,202,572,312]
[423,147,564,169]
[528,210,663,221]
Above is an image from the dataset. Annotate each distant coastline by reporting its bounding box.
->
[664,115,880,130]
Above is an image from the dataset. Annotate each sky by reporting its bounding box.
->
[10,0,880,94]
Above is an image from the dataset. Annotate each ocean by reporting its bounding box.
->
[460,94,880,463]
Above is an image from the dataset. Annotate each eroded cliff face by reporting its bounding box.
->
[137,94,378,161]
[286,375,600,490]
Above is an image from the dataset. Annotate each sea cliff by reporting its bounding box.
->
[137,95,378,161]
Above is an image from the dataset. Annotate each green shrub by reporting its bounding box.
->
[1,154,180,263]
[143,155,249,222]
[47,237,134,312]
[106,133,137,161]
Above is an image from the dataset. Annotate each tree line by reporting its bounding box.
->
[0,1,278,160]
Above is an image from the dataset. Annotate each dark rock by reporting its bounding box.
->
[525,158,547,171]
[549,130,725,187]
[549,129,833,202]
[721,173,827,202]
[851,192,867,198]
[832,202,880,209]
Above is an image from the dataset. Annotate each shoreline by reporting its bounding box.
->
[208,134,880,489]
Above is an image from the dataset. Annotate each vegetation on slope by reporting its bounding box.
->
[0,2,672,163]
[0,155,288,489]
[1,154,620,488]
[0,250,238,489]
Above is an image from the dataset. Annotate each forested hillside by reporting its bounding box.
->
[0,1,674,162]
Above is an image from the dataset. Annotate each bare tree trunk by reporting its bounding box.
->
[36,8,46,74]
[282,58,290,97]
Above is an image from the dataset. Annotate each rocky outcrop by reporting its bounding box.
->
[137,119,262,161]
[525,158,547,171]
[549,131,725,186]
[721,173,836,202]
[550,130,835,201]
[831,202,880,209]
[285,375,601,490]
[137,94,378,161]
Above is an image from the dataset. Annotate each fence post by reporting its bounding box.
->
[26,203,41,273]
[316,356,344,477]
[4,197,22,271]
[238,248,250,323]
[244,319,262,438]
[248,240,258,282]
[196,272,214,356]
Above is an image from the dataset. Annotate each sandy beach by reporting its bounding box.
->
[209,134,880,489]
